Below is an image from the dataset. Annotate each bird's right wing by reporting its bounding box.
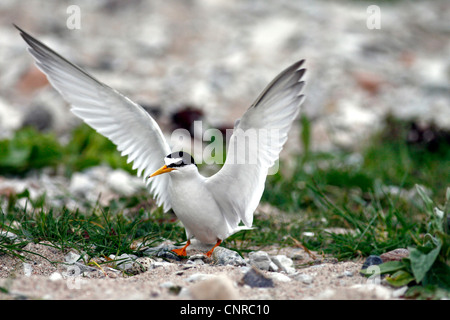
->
[207,60,306,230]
[16,26,173,211]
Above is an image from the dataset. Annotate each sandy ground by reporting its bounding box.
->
[0,242,404,300]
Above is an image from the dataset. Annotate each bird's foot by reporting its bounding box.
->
[171,240,191,257]
[204,239,222,258]
[171,247,187,256]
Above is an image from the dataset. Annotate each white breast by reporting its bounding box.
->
[168,172,231,244]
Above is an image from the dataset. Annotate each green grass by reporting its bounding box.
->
[0,115,449,298]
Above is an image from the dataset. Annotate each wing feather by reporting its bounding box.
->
[16,26,172,211]
[207,60,306,229]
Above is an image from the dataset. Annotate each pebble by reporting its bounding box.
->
[49,272,63,281]
[294,273,314,285]
[270,272,292,283]
[271,255,295,274]
[186,275,239,300]
[248,251,272,271]
[241,267,274,288]
[361,255,383,272]
[106,169,141,196]
[21,105,53,131]
[185,273,215,283]
[349,284,394,300]
[159,281,176,288]
[380,248,409,262]
[186,259,205,265]
[189,254,208,261]
[64,251,81,264]
[109,253,137,271]
[0,230,18,241]
[143,242,181,261]
[344,270,354,277]
[212,247,247,267]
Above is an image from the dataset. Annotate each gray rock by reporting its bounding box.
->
[22,105,53,131]
[248,251,272,271]
[186,259,205,265]
[294,273,314,284]
[110,253,137,271]
[159,281,176,288]
[106,169,141,196]
[344,270,354,277]
[185,273,215,283]
[143,242,181,261]
[241,267,274,288]
[189,254,208,261]
[212,247,246,266]
[361,255,383,275]
[64,251,81,264]
[380,248,409,262]
[270,272,292,282]
[268,261,279,272]
[187,275,239,300]
[271,255,295,274]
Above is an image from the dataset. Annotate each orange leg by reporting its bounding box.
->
[172,239,191,257]
[205,239,222,258]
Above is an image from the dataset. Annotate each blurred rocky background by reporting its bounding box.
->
[0,0,448,206]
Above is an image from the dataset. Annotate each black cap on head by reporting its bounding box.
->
[166,151,196,168]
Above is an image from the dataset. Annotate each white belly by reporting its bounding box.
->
[168,175,229,244]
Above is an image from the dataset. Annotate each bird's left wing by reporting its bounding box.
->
[16,26,173,211]
[206,60,306,230]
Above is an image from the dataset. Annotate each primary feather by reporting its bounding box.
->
[15,25,172,212]
[207,60,306,229]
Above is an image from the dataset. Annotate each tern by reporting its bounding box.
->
[16,26,306,257]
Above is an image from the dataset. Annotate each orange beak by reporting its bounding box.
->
[148,165,175,178]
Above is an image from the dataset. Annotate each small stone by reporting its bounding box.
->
[110,253,137,271]
[22,105,53,131]
[185,273,216,283]
[361,255,383,271]
[69,173,95,198]
[189,254,207,261]
[241,267,274,288]
[49,272,63,281]
[268,261,279,272]
[186,259,205,265]
[152,261,174,268]
[64,252,81,264]
[73,262,97,273]
[212,247,246,266]
[0,230,18,241]
[344,270,354,277]
[159,281,176,288]
[248,251,272,271]
[106,169,139,196]
[380,248,409,262]
[270,272,292,282]
[271,255,295,274]
[291,253,306,261]
[143,243,181,261]
[188,275,239,300]
[294,273,314,284]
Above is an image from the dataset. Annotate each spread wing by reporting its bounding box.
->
[16,25,173,211]
[206,60,306,229]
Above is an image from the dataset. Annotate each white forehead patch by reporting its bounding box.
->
[164,157,183,166]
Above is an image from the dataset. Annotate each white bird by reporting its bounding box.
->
[16,25,306,257]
